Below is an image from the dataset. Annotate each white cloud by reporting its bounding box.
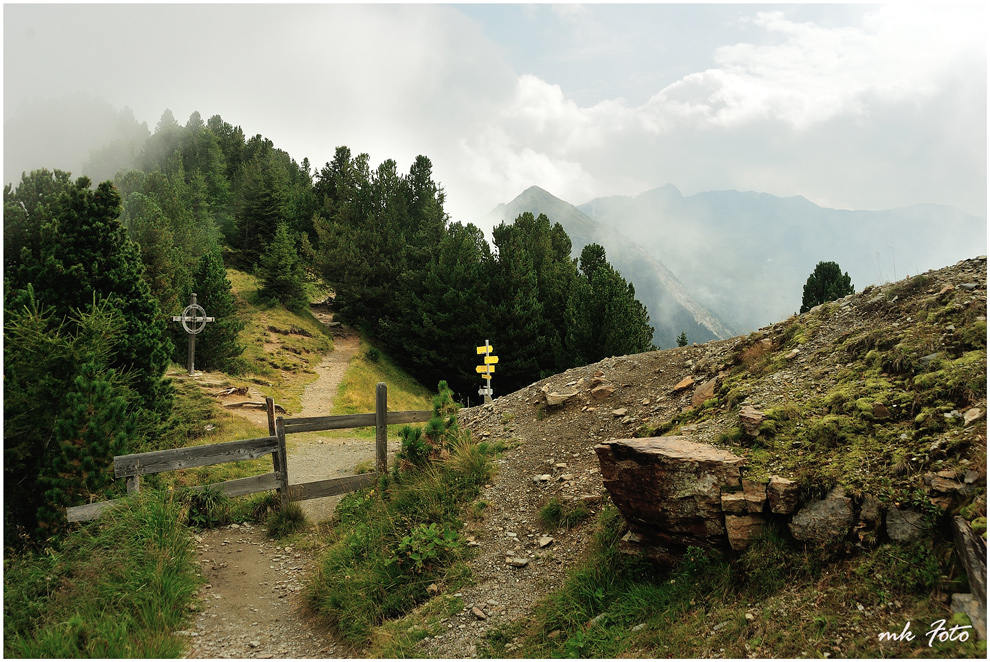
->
[454,5,986,219]
[3,4,985,225]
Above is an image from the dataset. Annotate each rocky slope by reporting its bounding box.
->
[414,255,986,657]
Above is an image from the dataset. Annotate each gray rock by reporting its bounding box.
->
[859,494,882,528]
[788,487,854,542]
[886,506,928,543]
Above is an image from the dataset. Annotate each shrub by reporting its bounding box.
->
[539,497,591,530]
[181,484,231,529]
[266,501,306,538]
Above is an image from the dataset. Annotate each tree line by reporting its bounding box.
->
[4,108,653,544]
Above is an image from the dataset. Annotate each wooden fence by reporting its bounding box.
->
[66,382,431,522]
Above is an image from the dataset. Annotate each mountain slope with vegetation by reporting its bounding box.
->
[391,255,985,659]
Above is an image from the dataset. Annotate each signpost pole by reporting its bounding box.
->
[476,339,497,404]
[483,339,492,404]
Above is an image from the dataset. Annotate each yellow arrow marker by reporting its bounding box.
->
[480,373,492,380]
[476,345,493,354]
[484,355,499,364]
[475,365,494,374]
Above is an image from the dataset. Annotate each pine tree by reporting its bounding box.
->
[5,176,173,417]
[564,243,654,365]
[258,222,309,312]
[3,293,141,542]
[384,222,491,397]
[677,331,689,347]
[186,247,245,371]
[36,358,138,538]
[800,261,854,313]
[120,190,192,316]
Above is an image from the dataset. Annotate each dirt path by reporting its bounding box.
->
[180,524,338,658]
[183,311,374,658]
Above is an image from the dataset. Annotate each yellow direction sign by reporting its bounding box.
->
[484,355,499,365]
[475,365,495,374]
[480,373,492,380]
[476,344,493,355]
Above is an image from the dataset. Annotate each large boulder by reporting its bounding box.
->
[595,436,745,559]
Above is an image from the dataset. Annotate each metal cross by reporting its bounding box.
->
[172,293,215,375]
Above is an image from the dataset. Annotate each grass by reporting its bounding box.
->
[479,507,985,659]
[226,267,334,413]
[333,340,433,416]
[538,496,592,530]
[304,390,497,652]
[637,277,986,504]
[3,491,200,658]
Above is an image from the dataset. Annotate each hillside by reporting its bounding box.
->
[410,255,986,658]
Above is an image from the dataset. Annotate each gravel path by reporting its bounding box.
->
[183,313,369,658]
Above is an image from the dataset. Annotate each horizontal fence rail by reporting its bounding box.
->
[65,383,431,523]
[114,436,279,478]
[282,410,433,434]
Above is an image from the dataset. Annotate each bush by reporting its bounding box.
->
[181,484,231,529]
[305,383,494,646]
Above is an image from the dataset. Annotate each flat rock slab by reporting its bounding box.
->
[595,437,745,551]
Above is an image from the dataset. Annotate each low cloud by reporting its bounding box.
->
[4,5,985,225]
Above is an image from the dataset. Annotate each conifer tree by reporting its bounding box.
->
[5,175,173,417]
[258,222,309,312]
[185,247,245,371]
[564,243,654,366]
[36,358,137,537]
[800,261,854,313]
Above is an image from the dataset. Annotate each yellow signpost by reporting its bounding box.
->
[476,339,497,402]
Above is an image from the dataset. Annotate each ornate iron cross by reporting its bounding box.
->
[172,293,215,375]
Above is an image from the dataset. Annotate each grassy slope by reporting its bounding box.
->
[168,268,431,481]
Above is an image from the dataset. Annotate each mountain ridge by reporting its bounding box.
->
[483,184,986,340]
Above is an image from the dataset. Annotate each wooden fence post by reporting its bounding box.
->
[274,416,290,508]
[126,475,140,495]
[376,382,387,475]
[266,396,278,471]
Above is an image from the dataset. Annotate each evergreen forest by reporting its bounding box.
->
[4,108,654,546]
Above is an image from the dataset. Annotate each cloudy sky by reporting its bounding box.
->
[4,2,987,225]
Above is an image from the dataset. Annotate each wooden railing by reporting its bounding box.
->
[66,382,431,522]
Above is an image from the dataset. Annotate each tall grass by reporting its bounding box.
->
[305,418,495,648]
[4,491,200,658]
